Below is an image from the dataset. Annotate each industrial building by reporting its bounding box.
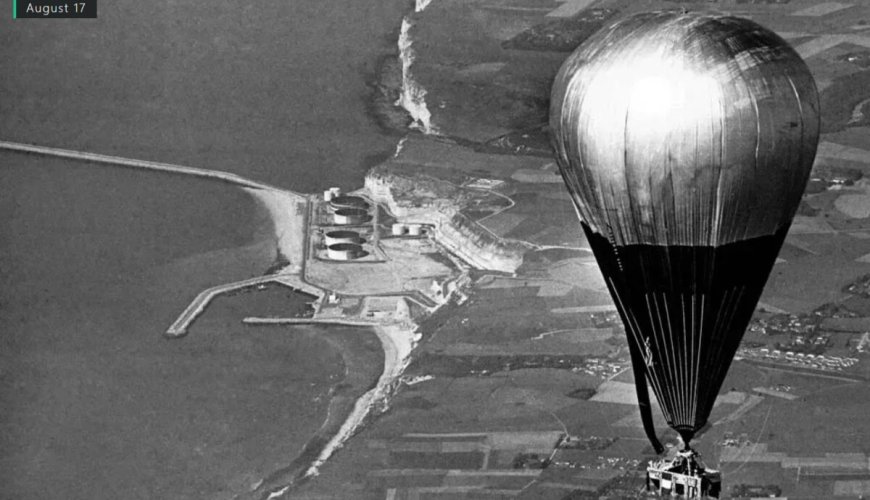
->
[389,222,427,237]
[332,207,370,225]
[326,243,365,261]
[323,230,363,247]
[329,194,370,211]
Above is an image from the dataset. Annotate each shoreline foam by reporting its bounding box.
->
[3,139,427,499]
[255,321,420,500]
[244,170,424,494]
[303,322,419,478]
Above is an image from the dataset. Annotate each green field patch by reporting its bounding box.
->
[392,395,439,411]
[841,295,870,315]
[778,241,816,261]
[409,353,594,377]
[763,233,870,312]
[419,286,589,345]
[820,69,870,133]
[366,469,447,489]
[392,136,547,180]
[824,126,870,152]
[478,211,527,237]
[522,247,590,265]
[388,451,485,469]
[502,8,618,52]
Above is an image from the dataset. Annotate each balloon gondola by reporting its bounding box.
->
[550,10,820,455]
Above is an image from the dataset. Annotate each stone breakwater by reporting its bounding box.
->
[0,140,279,191]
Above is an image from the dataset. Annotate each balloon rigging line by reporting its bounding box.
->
[722,402,774,476]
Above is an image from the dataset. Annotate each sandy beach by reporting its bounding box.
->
[2,0,419,495]
[243,184,425,472]
[241,187,309,274]
[242,316,422,500]
[304,322,420,479]
[239,180,424,494]
[229,318,420,500]
[0,141,422,498]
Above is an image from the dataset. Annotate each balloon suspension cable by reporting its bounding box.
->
[677,432,694,453]
[629,346,665,454]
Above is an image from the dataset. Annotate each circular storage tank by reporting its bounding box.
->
[391,223,406,236]
[333,208,369,225]
[407,224,423,236]
[330,195,370,211]
[324,230,362,246]
[327,243,363,261]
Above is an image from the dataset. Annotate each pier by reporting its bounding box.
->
[0,139,323,338]
[0,140,283,192]
[242,317,379,327]
[165,274,324,337]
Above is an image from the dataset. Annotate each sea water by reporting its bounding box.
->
[0,0,409,497]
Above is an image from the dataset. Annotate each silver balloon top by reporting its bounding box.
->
[550,11,820,247]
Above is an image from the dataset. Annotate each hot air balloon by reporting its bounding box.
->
[550,11,820,453]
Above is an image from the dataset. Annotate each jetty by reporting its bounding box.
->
[242,317,379,327]
[165,275,324,337]
[0,139,322,338]
[0,140,282,192]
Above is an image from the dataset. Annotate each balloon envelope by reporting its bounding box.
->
[550,11,819,446]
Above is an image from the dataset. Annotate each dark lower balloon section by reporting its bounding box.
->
[583,223,788,446]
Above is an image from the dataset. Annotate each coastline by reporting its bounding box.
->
[2,0,441,496]
[248,322,420,500]
[3,0,433,496]
[242,0,445,489]
[1,106,428,500]
[0,143,425,499]
[0,154,324,500]
[241,187,308,274]
[231,5,433,486]
[240,180,429,431]
[236,324,386,500]
[304,323,419,478]
[7,0,862,497]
